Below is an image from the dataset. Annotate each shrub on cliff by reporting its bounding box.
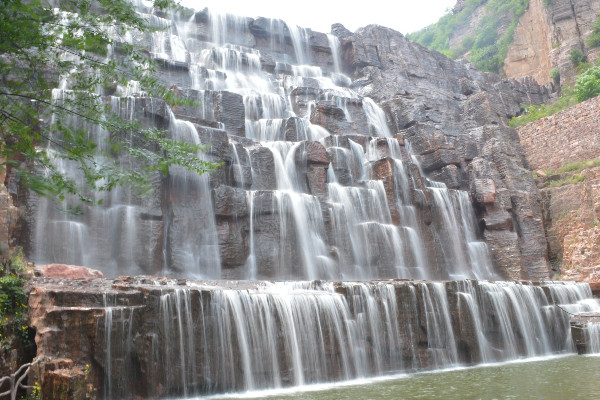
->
[0,0,217,210]
[574,65,600,102]
[0,251,32,350]
[570,48,587,67]
[550,67,560,85]
[587,14,600,48]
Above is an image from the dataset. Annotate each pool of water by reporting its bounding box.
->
[200,355,600,400]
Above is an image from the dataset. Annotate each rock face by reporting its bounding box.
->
[340,25,553,279]
[539,167,600,281]
[504,0,600,84]
[504,0,553,85]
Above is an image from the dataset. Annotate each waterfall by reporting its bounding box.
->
[587,323,600,354]
[327,34,342,74]
[24,4,600,398]
[95,279,600,397]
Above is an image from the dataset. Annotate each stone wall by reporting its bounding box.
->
[539,167,600,281]
[517,95,600,172]
[520,95,600,282]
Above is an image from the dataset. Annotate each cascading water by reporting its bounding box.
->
[24,3,600,399]
[95,279,600,398]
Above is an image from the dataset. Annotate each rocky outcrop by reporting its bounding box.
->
[504,0,553,85]
[35,264,104,279]
[448,2,489,50]
[504,0,600,84]
[340,25,552,279]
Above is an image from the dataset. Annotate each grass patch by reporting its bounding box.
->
[546,173,585,188]
[550,159,600,175]
[538,159,600,188]
[509,88,577,128]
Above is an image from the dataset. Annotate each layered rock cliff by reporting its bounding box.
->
[339,25,553,279]
[412,0,600,85]
[505,0,600,85]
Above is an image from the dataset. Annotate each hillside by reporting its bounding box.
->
[409,0,600,85]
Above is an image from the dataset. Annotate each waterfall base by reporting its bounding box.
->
[27,277,600,399]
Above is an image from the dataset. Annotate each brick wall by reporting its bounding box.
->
[517,96,600,171]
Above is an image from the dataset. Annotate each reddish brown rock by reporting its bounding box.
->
[539,167,600,281]
[471,178,497,204]
[303,141,329,165]
[42,367,86,400]
[309,103,356,135]
[35,264,104,279]
[371,158,399,224]
[307,165,328,198]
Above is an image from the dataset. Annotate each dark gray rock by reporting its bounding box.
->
[344,25,553,279]
[250,147,277,190]
[213,185,249,217]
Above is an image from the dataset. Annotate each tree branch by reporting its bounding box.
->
[0,92,115,129]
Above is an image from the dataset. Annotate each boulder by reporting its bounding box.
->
[35,264,104,279]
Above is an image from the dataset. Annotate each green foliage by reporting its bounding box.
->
[542,0,555,7]
[0,251,31,350]
[550,67,560,84]
[408,0,530,73]
[570,48,586,66]
[587,13,600,48]
[574,65,600,102]
[509,87,577,127]
[546,173,585,188]
[551,158,600,175]
[0,0,216,209]
[575,62,592,75]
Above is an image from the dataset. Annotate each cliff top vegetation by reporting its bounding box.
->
[408,0,529,73]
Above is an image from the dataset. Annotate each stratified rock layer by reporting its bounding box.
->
[340,25,552,279]
[504,0,600,84]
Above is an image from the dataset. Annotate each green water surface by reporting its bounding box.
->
[209,355,600,400]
